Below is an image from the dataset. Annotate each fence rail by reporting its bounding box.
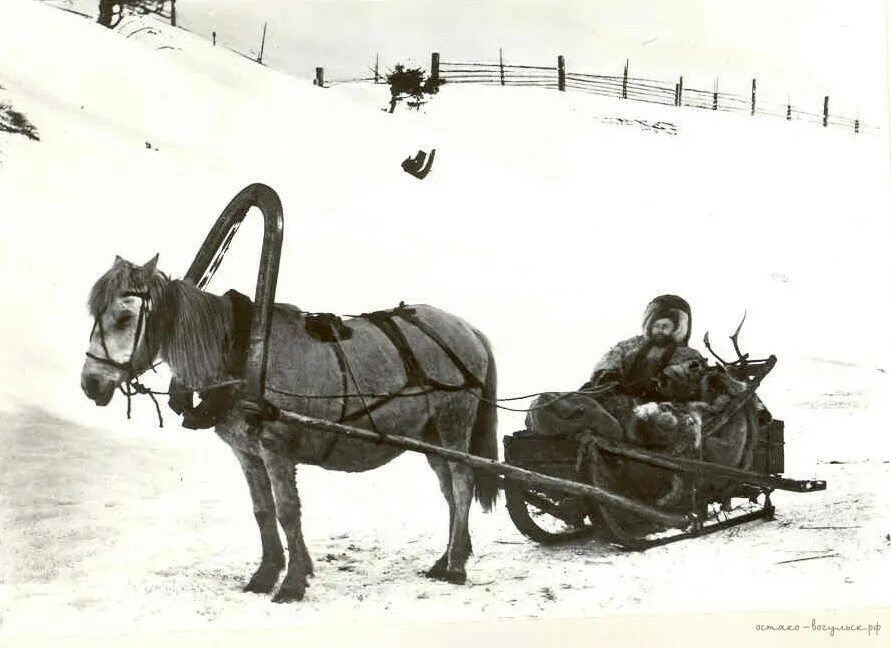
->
[321,53,864,132]
[411,54,864,133]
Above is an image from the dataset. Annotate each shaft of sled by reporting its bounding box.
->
[272,408,692,528]
[592,438,826,493]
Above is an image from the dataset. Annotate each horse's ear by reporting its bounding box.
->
[142,253,159,275]
[114,254,124,265]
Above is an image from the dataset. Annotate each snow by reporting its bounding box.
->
[1,0,890,640]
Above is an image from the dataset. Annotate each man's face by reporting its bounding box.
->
[649,317,675,345]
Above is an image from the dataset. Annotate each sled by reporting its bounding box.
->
[181,183,826,552]
[502,355,826,549]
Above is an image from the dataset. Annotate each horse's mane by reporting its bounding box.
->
[88,259,234,388]
[159,281,233,389]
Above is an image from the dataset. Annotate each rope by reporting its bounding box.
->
[263,381,617,413]
[119,377,166,427]
[115,374,246,428]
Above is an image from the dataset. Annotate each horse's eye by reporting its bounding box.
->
[115,312,134,328]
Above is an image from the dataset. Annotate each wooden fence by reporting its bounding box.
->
[323,52,864,133]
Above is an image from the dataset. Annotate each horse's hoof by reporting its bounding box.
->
[424,564,446,579]
[272,585,306,603]
[244,579,275,594]
[444,569,467,585]
[243,572,279,594]
[243,564,284,594]
[424,555,448,579]
[425,564,466,585]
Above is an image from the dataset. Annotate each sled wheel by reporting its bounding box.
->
[505,485,597,544]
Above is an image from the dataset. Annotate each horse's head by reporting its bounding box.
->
[81,254,166,405]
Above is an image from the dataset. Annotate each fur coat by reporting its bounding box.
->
[585,294,704,396]
[587,335,705,395]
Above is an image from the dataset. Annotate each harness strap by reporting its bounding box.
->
[337,307,484,425]
[319,339,350,462]
[397,311,485,390]
[328,321,388,442]
[362,310,428,388]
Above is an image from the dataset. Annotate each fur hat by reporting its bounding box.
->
[642,294,692,345]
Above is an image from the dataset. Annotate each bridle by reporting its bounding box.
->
[85,289,167,425]
[85,290,152,380]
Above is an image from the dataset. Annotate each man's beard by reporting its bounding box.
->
[650,332,673,347]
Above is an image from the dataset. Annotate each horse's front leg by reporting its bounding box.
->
[258,428,313,603]
[230,448,285,593]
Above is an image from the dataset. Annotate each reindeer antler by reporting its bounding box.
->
[730,311,749,366]
[703,331,729,366]
[704,312,750,368]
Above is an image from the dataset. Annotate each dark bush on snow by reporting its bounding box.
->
[0,103,40,141]
[386,64,440,113]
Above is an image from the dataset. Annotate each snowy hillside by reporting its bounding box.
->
[1,0,890,639]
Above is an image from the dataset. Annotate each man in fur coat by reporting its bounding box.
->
[584,294,705,399]
[526,295,706,440]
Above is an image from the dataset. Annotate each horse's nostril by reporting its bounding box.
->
[84,375,100,397]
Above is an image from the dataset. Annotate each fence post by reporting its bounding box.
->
[674,83,679,106]
[823,96,829,127]
[499,48,505,86]
[374,53,380,83]
[713,78,718,110]
[751,79,756,115]
[786,101,791,121]
[431,52,440,86]
[677,75,684,106]
[557,55,565,91]
[170,0,176,26]
[854,118,860,134]
[212,30,216,46]
[314,67,324,87]
[257,21,267,64]
[622,59,628,98]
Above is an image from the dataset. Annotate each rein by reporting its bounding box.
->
[262,381,619,413]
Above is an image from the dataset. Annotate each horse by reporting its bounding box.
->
[80,254,499,602]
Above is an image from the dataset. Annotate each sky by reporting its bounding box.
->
[169,0,890,123]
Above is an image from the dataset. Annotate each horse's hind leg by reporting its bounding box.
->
[231,448,285,593]
[423,452,455,580]
[443,461,475,584]
[428,397,478,585]
[258,430,313,603]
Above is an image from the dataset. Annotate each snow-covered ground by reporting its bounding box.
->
[1,0,890,641]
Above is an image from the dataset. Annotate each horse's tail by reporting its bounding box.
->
[470,329,499,513]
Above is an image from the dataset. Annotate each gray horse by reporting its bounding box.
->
[80,255,499,602]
